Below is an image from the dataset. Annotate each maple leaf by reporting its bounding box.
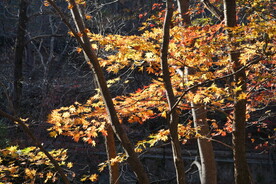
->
[237,92,247,100]
[89,174,98,182]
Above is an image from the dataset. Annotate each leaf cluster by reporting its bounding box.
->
[0,146,74,184]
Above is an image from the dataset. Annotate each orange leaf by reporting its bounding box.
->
[44,1,50,6]
[76,47,82,53]
[68,4,73,9]
[85,15,92,20]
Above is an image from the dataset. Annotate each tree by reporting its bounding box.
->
[223,0,250,183]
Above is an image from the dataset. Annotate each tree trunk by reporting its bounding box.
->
[59,1,150,183]
[161,1,186,183]
[105,125,120,184]
[223,0,250,183]
[13,0,28,113]
[177,1,217,184]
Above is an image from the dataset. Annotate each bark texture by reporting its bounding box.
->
[161,1,186,183]
[223,0,250,183]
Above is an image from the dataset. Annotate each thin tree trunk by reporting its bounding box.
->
[223,1,250,183]
[14,0,28,113]
[177,1,217,183]
[161,1,186,183]
[69,5,120,183]
[47,1,149,183]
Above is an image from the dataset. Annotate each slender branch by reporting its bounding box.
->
[0,109,70,184]
[25,34,64,45]
[201,136,233,150]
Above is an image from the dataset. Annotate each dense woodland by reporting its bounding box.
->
[0,0,275,184]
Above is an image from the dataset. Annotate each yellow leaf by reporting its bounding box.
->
[68,31,74,37]
[161,111,167,118]
[237,92,247,100]
[233,86,242,93]
[145,52,154,58]
[89,174,98,182]
[203,97,210,103]
[49,131,58,138]
[193,94,201,103]
[62,112,70,118]
[67,162,73,168]
[25,168,36,179]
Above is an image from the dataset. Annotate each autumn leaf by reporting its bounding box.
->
[68,31,74,37]
[68,3,73,9]
[43,1,50,6]
[76,47,82,53]
[49,131,58,138]
[25,168,36,179]
[67,162,73,168]
[237,92,247,100]
[89,174,98,182]
[85,15,92,20]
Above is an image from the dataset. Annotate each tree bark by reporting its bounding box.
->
[13,0,28,113]
[177,1,217,184]
[223,0,250,183]
[161,1,186,183]
[47,1,150,183]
